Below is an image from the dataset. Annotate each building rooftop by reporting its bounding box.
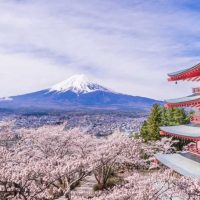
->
[168,63,200,81]
[156,152,200,179]
[166,94,200,105]
[160,125,200,139]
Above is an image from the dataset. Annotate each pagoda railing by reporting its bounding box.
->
[165,101,200,108]
[192,87,200,94]
[191,116,200,123]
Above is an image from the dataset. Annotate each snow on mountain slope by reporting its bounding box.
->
[0,97,13,101]
[49,74,109,94]
[0,74,163,113]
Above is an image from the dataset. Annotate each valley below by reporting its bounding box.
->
[0,111,146,136]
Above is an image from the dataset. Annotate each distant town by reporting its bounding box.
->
[0,112,146,136]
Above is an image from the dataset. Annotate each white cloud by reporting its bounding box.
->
[0,0,200,100]
[0,52,75,97]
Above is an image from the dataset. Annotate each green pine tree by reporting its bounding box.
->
[140,104,162,141]
[147,104,162,141]
[140,105,192,142]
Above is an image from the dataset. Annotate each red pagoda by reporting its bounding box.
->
[156,63,200,178]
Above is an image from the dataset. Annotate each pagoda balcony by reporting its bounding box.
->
[191,116,200,123]
[193,87,200,94]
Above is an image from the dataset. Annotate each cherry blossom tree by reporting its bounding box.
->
[0,124,143,199]
[80,170,200,200]
[0,121,200,200]
[0,125,94,199]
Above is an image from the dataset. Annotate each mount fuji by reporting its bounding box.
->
[49,74,109,94]
[0,75,162,113]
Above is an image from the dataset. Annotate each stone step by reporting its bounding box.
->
[56,175,96,199]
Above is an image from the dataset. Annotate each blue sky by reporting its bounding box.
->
[0,0,200,100]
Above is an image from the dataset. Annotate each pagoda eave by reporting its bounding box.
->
[160,125,200,141]
[168,76,200,82]
[160,131,200,141]
[165,94,200,108]
[168,63,200,82]
[156,153,200,179]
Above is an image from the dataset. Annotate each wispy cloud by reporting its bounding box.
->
[0,0,200,99]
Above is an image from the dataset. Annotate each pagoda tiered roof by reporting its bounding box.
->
[160,125,200,141]
[165,94,200,108]
[156,152,200,178]
[168,63,200,81]
[158,61,200,177]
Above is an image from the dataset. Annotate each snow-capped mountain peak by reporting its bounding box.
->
[49,74,109,94]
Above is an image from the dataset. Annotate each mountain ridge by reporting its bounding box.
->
[0,75,162,113]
